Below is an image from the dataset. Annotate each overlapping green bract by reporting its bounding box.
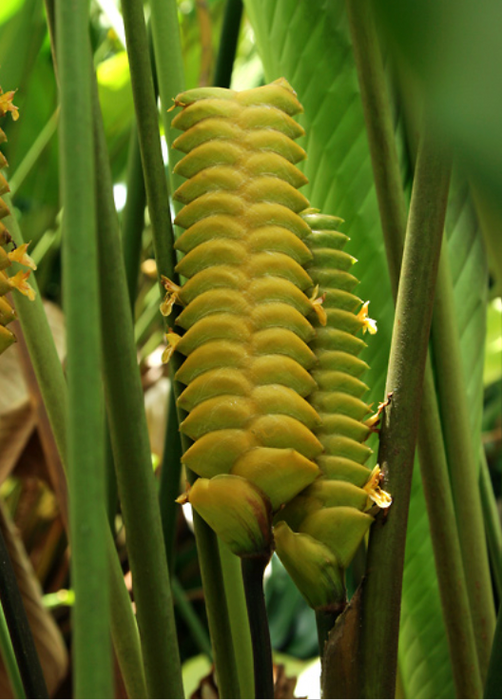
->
[169,79,323,557]
[274,212,389,609]
[167,82,388,600]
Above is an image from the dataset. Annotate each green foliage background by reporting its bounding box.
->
[0,0,500,697]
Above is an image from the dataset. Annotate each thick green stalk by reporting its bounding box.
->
[4,198,68,466]
[190,507,241,699]
[480,449,502,600]
[122,2,243,693]
[159,388,183,573]
[431,246,496,675]
[418,364,483,697]
[346,1,485,693]
[91,74,184,698]
[241,557,274,700]
[5,202,148,700]
[0,529,46,699]
[0,601,25,699]
[107,535,148,699]
[218,542,255,699]
[121,0,177,283]
[148,0,185,197]
[345,0,406,283]
[121,124,146,308]
[213,0,244,88]
[360,126,450,698]
[55,0,112,695]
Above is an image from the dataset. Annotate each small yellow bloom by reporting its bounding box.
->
[7,270,35,300]
[160,276,183,317]
[0,91,19,121]
[309,285,327,326]
[8,243,37,270]
[161,331,182,363]
[363,466,392,509]
[357,301,377,335]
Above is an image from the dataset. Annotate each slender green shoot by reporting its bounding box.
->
[4,194,149,700]
[121,0,177,284]
[241,557,274,700]
[431,245,496,676]
[360,124,450,698]
[346,2,485,694]
[121,124,146,308]
[159,388,183,573]
[91,68,184,698]
[148,0,185,198]
[418,364,483,697]
[55,0,112,695]
[218,542,255,698]
[213,0,243,88]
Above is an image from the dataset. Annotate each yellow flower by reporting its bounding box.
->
[357,301,377,335]
[161,331,182,363]
[6,270,35,300]
[363,466,392,509]
[160,276,183,317]
[0,90,19,122]
[309,285,327,326]
[8,243,37,270]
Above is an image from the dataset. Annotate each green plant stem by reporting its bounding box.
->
[121,0,177,285]
[121,124,146,308]
[127,1,245,688]
[213,0,243,88]
[190,505,241,699]
[480,449,502,601]
[148,0,185,197]
[345,0,406,283]
[55,0,112,695]
[107,535,148,699]
[218,542,255,699]
[171,576,213,659]
[0,525,47,699]
[346,2,486,694]
[0,600,25,699]
[360,125,450,698]
[91,74,184,698]
[159,388,183,573]
[418,364,483,697]
[9,108,59,197]
[123,3,243,693]
[241,557,274,700]
[4,198,68,465]
[431,246,496,676]
[5,197,148,700]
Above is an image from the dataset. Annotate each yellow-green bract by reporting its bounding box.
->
[274,212,390,610]
[166,80,390,604]
[169,79,323,557]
